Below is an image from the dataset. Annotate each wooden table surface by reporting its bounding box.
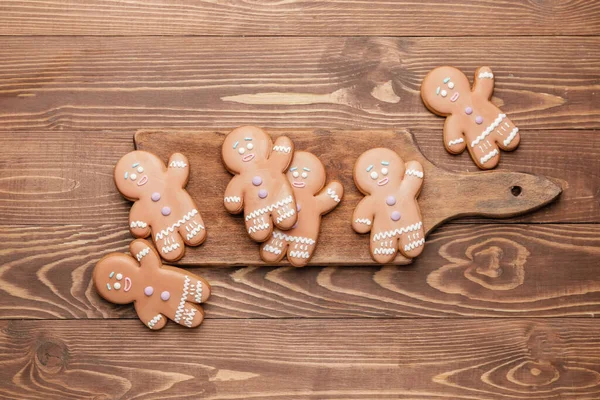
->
[1,1,599,399]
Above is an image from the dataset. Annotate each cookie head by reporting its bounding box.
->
[114,151,165,200]
[222,126,272,173]
[93,254,139,304]
[354,148,404,194]
[421,66,470,115]
[287,152,326,194]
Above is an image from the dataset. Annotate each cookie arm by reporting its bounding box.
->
[134,302,167,330]
[166,153,190,188]
[224,175,244,214]
[473,66,495,100]
[269,136,294,172]
[129,239,161,271]
[443,116,466,154]
[316,181,344,214]
[129,202,151,238]
[352,196,375,233]
[401,160,424,197]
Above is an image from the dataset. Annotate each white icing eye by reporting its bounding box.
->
[301,172,308,179]
[113,282,121,290]
[130,173,137,181]
[441,90,448,97]
[370,171,378,180]
[238,147,246,154]
[136,166,144,173]
[246,143,254,150]
[292,171,299,178]
[116,273,123,281]
[381,168,388,175]
[448,82,455,89]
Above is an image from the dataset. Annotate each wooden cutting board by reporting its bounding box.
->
[135,129,562,266]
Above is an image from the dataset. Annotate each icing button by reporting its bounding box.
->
[252,176,262,186]
[160,291,170,301]
[258,189,268,199]
[151,192,161,202]
[475,116,484,125]
[391,211,401,221]
[144,286,154,296]
[161,206,171,216]
[386,195,396,206]
[465,107,473,115]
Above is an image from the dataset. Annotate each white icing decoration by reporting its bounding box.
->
[238,147,246,154]
[272,231,316,245]
[405,169,424,179]
[503,127,519,147]
[370,171,378,180]
[289,250,310,259]
[480,149,499,165]
[263,244,282,255]
[471,114,506,148]
[374,247,395,255]
[292,171,299,178]
[245,195,294,221]
[130,173,137,181]
[247,143,254,150]
[183,307,197,328]
[248,221,270,234]
[372,221,423,241]
[186,224,204,241]
[478,71,494,79]
[301,172,308,179]
[381,167,388,175]
[174,276,190,324]
[147,314,162,329]
[272,145,291,153]
[326,188,341,203]
[404,238,425,252]
[441,90,447,97]
[130,220,148,229]
[162,242,181,254]
[116,273,123,281]
[224,196,241,203]
[448,138,465,147]
[448,82,455,89]
[275,208,295,224]
[191,279,203,303]
[354,218,372,226]
[169,161,187,168]
[155,209,200,240]
[113,282,121,290]
[136,247,150,261]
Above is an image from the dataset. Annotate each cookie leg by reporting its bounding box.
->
[371,237,398,264]
[186,275,211,304]
[246,215,273,242]
[398,230,425,259]
[272,194,297,230]
[177,302,205,328]
[180,214,206,246]
[287,241,315,267]
[156,232,185,261]
[260,233,287,263]
[496,119,520,151]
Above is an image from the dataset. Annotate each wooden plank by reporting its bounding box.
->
[136,128,561,266]
[1,223,599,319]
[0,37,598,131]
[1,1,599,36]
[1,129,597,225]
[1,319,600,399]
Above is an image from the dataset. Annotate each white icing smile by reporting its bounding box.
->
[242,153,255,162]
[293,181,305,188]
[124,277,132,292]
[137,175,148,186]
[450,92,460,102]
[377,177,389,186]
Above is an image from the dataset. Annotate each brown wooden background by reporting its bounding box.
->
[1,1,599,399]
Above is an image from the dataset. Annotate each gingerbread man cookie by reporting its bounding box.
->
[421,66,521,169]
[114,150,206,262]
[260,151,343,266]
[94,239,211,330]
[352,148,425,263]
[222,126,298,242]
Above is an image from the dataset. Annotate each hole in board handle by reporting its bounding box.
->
[511,186,522,197]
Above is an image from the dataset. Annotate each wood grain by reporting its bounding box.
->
[1,1,599,36]
[2,223,599,319]
[2,319,600,399]
[1,129,596,225]
[0,37,598,131]
[136,128,561,266]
